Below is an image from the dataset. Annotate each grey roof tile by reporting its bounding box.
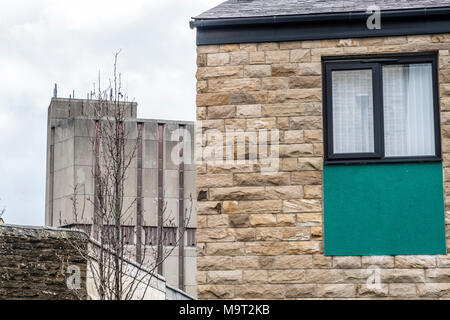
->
[194,0,450,19]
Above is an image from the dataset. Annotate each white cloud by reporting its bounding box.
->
[0,0,224,225]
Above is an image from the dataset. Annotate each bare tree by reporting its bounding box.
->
[61,51,193,300]
[0,198,5,224]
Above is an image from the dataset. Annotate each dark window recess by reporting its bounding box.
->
[94,225,133,244]
[122,226,135,245]
[323,53,441,164]
[144,227,158,246]
[186,228,196,247]
[163,227,177,246]
[100,225,115,240]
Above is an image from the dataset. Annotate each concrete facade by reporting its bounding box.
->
[195,34,450,299]
[45,98,197,297]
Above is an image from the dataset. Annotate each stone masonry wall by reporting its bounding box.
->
[196,34,450,299]
[0,225,87,300]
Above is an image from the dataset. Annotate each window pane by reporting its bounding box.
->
[332,69,374,154]
[383,64,435,157]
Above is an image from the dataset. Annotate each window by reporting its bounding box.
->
[324,54,441,164]
[186,228,196,247]
[122,226,135,245]
[144,227,158,246]
[163,227,177,246]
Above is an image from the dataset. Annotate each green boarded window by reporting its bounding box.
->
[323,54,446,255]
[324,163,446,255]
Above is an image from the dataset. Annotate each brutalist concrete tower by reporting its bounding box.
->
[45,97,197,296]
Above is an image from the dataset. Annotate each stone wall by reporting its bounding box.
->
[45,98,197,297]
[0,225,87,300]
[195,34,450,299]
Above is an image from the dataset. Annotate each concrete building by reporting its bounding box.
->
[45,98,197,297]
[191,0,450,299]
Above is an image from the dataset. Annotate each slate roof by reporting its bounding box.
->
[194,0,450,19]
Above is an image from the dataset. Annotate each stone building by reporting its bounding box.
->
[0,225,194,300]
[191,0,450,299]
[0,225,87,300]
[44,98,197,297]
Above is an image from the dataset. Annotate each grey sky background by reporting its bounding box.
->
[0,0,223,226]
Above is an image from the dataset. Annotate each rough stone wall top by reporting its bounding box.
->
[0,225,87,300]
[195,0,450,19]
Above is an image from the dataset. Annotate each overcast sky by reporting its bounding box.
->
[0,0,223,226]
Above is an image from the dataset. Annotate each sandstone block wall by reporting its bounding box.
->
[0,225,87,300]
[196,34,450,299]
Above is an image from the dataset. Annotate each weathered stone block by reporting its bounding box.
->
[283,199,322,213]
[243,270,268,283]
[244,65,272,78]
[356,284,389,297]
[426,269,450,282]
[223,201,239,214]
[235,285,284,299]
[285,284,316,298]
[381,269,425,283]
[268,270,306,283]
[207,271,242,284]
[289,76,321,89]
[417,283,450,298]
[265,186,303,200]
[197,93,229,107]
[265,50,290,64]
[245,242,287,255]
[259,255,313,270]
[290,49,311,62]
[207,105,236,119]
[207,53,230,66]
[236,104,262,118]
[197,66,243,80]
[262,77,289,90]
[233,256,259,269]
[362,256,395,268]
[316,284,355,298]
[239,200,283,213]
[208,78,261,92]
[304,185,322,199]
[292,171,323,185]
[249,214,277,227]
[205,243,245,256]
[333,257,362,269]
[198,285,234,299]
[234,173,290,186]
[395,256,437,269]
[389,284,417,298]
[287,241,321,254]
[197,256,234,271]
[280,144,314,158]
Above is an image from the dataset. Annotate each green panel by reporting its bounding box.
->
[324,162,447,256]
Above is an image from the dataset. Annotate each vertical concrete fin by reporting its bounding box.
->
[178,125,185,292]
[157,124,165,275]
[136,123,143,263]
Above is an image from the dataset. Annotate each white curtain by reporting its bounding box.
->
[332,69,374,154]
[383,64,435,157]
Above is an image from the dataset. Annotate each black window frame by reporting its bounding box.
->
[323,53,442,165]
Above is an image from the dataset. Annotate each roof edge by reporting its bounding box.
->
[191,7,450,45]
[191,6,450,27]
